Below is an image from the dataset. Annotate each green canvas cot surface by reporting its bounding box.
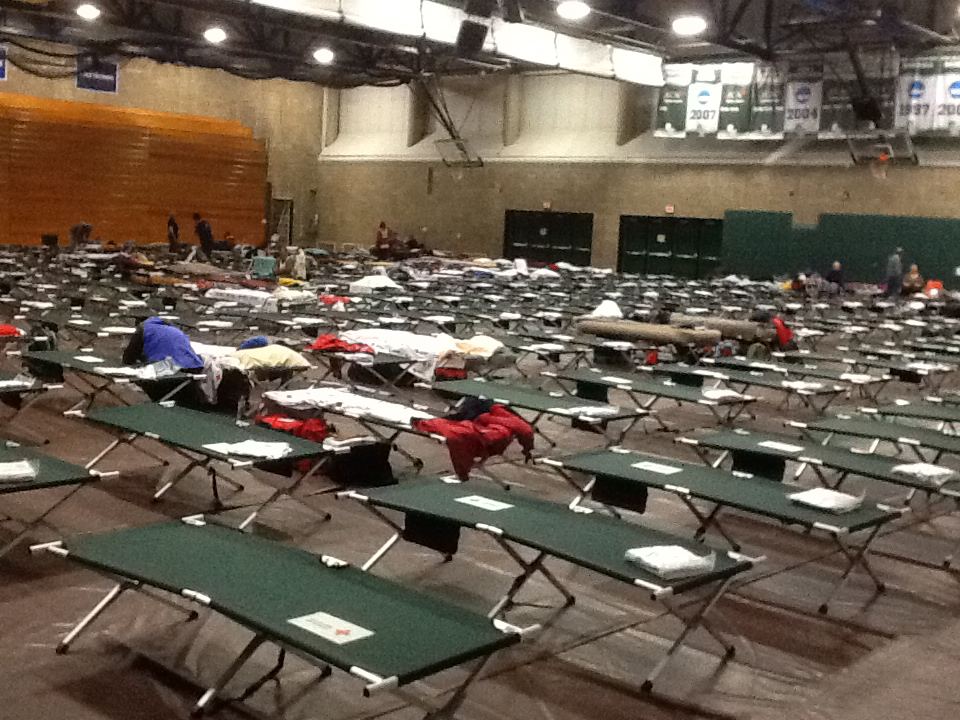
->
[360,478,752,595]
[62,520,519,685]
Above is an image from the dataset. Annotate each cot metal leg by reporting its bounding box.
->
[818,526,885,615]
[687,501,740,552]
[57,581,132,654]
[84,436,128,471]
[489,542,575,618]
[0,484,85,559]
[237,458,331,531]
[362,533,402,572]
[154,458,207,501]
[641,578,736,692]
[193,634,266,716]
[422,651,497,720]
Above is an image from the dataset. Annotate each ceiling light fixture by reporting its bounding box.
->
[75,4,101,21]
[672,15,708,36]
[556,1,591,21]
[203,26,227,44]
[313,47,335,64]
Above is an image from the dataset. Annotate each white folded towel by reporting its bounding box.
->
[625,546,716,579]
[789,487,864,513]
[892,463,956,487]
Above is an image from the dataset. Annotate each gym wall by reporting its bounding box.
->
[317,73,960,272]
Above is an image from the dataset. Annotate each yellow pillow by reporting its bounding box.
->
[230,345,312,370]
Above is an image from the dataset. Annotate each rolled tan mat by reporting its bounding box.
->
[575,317,721,345]
[669,313,774,341]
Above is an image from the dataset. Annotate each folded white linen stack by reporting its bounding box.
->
[789,487,864,513]
[892,463,956,487]
[624,546,717,579]
[202,440,292,460]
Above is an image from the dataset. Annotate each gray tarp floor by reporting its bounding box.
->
[2,364,959,720]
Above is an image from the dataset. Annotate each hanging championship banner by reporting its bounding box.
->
[931,57,960,137]
[717,62,756,138]
[684,65,721,135]
[820,73,855,139]
[747,65,785,139]
[654,64,694,138]
[783,65,823,136]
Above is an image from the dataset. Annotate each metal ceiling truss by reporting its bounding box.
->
[0,0,513,87]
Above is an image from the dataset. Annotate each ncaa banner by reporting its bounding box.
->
[684,65,722,136]
[896,56,939,134]
[654,64,694,138]
[685,81,723,135]
[717,62,756,139]
[931,57,960,136]
[783,64,823,136]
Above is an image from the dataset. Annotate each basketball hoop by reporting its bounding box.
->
[869,153,890,181]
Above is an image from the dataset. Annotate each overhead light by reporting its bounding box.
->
[203,26,227,44]
[75,4,101,21]
[557,1,591,21]
[313,47,335,64]
[672,15,708,36]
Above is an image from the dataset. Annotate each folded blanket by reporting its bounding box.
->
[624,545,716,579]
[892,462,956,487]
[789,487,864,513]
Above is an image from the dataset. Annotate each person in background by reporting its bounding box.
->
[122,317,204,371]
[69,222,94,250]
[167,212,180,253]
[193,212,215,259]
[824,260,844,295]
[902,264,924,295]
[885,247,904,297]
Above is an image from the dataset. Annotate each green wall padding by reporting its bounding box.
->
[723,209,960,288]
[722,211,797,278]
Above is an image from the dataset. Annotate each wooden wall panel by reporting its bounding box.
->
[0,93,266,246]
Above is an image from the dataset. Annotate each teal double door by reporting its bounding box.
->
[618,215,722,278]
[503,210,593,265]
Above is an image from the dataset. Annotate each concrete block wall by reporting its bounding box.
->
[316,160,960,266]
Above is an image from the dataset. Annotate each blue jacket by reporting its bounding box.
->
[142,318,204,370]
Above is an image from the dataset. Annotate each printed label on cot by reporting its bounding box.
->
[455,495,514,512]
[631,461,683,475]
[288,611,374,645]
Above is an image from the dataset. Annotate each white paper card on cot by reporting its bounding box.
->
[288,611,374,645]
[758,441,803,454]
[74,355,105,363]
[455,495,514,512]
[632,461,683,476]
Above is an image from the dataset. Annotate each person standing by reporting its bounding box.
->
[193,212,215,259]
[167,212,180,253]
[885,247,903,298]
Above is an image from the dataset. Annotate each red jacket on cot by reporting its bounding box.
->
[414,405,534,481]
[772,317,793,349]
[307,335,374,354]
